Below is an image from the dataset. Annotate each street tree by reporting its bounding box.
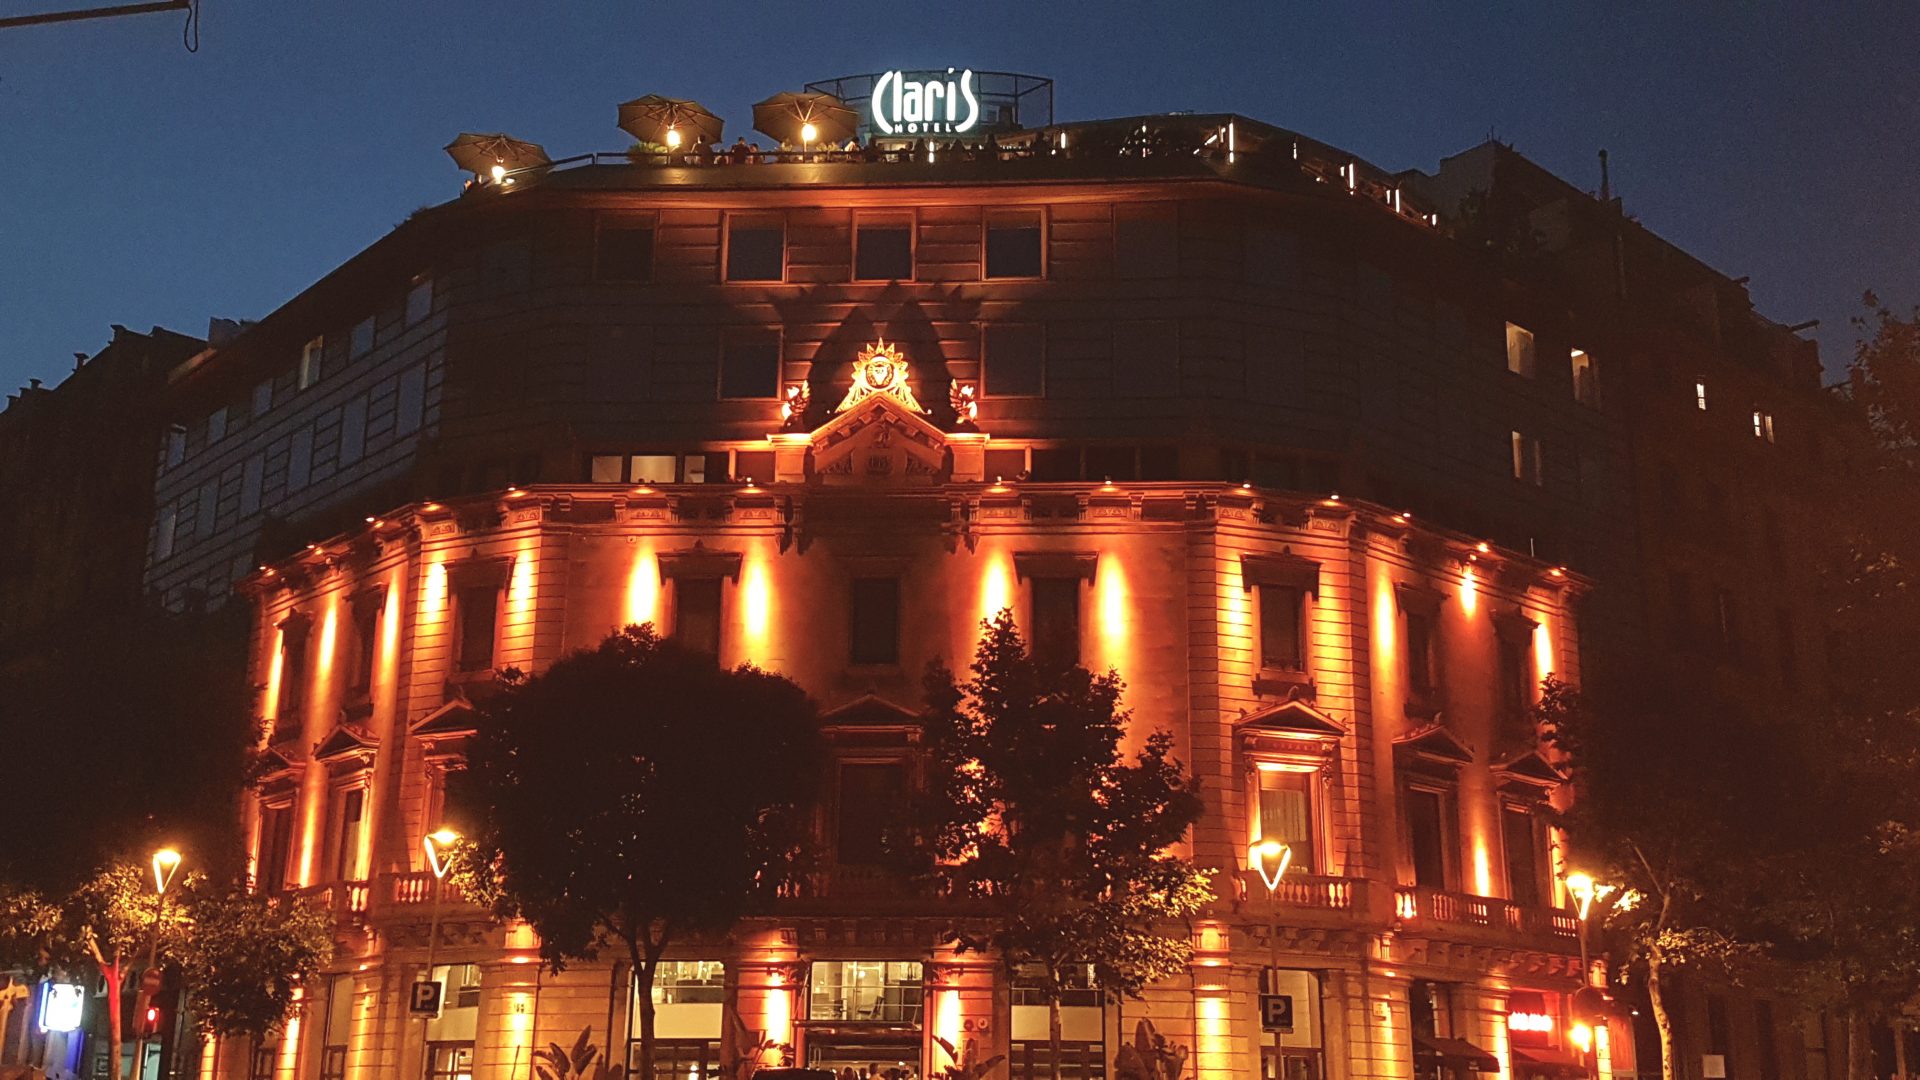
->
[916,612,1211,1080]
[449,624,823,1080]
[1537,674,1807,1080]
[175,884,335,1043]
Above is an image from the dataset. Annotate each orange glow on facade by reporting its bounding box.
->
[316,602,339,684]
[1373,571,1398,666]
[1460,565,1479,615]
[1473,839,1494,899]
[978,549,1013,626]
[1532,616,1555,682]
[264,624,287,723]
[761,967,793,1050]
[275,991,303,1080]
[933,987,962,1058]
[741,552,773,661]
[1096,553,1129,669]
[625,544,660,627]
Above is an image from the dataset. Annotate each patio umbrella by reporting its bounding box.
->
[618,95,724,149]
[443,132,551,176]
[752,91,859,147]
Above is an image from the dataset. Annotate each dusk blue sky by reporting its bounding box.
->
[3,2,1916,393]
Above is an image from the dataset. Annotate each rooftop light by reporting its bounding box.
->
[490,164,506,183]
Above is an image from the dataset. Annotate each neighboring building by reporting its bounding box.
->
[0,323,204,663]
[238,352,1593,1080]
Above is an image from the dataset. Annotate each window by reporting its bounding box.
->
[396,364,427,437]
[425,1043,473,1080]
[250,1043,278,1080]
[287,427,314,491]
[240,454,265,518]
[1404,786,1452,889]
[454,585,499,673]
[277,621,309,719]
[406,278,434,326]
[1114,203,1176,278]
[1755,1000,1781,1080]
[196,478,219,539]
[154,504,178,562]
[1695,379,1709,411]
[1404,608,1438,700]
[850,577,901,665]
[985,323,1044,397]
[257,803,294,892]
[1255,767,1317,873]
[629,1041,718,1080]
[1753,409,1776,442]
[986,210,1043,278]
[648,962,726,1005]
[1707,995,1733,1079]
[299,337,323,390]
[725,218,784,282]
[250,379,274,419]
[350,596,380,695]
[330,787,365,881]
[1259,586,1305,672]
[1494,623,1534,733]
[633,454,677,483]
[338,395,368,467]
[836,762,906,865]
[1570,348,1598,406]
[855,216,913,280]
[1505,323,1536,377]
[597,224,655,283]
[1511,431,1543,486]
[734,449,774,483]
[320,974,354,1080]
[808,961,923,1023]
[349,316,375,360]
[165,425,186,468]
[1030,576,1081,668]
[1502,806,1544,907]
[590,455,625,483]
[674,577,722,657]
[207,407,228,444]
[720,331,780,399]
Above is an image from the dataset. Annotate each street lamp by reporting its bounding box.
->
[133,847,183,1080]
[1563,872,1619,1080]
[419,828,461,1078]
[1248,838,1295,1020]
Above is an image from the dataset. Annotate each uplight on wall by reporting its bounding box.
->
[38,983,84,1033]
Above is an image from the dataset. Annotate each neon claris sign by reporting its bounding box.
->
[872,68,980,136]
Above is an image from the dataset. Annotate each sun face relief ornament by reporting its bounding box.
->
[835,340,926,413]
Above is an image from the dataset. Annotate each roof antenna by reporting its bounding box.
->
[1598,149,1611,203]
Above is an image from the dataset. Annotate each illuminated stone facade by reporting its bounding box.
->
[235,350,1596,1080]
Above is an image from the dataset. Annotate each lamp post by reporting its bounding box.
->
[1562,872,1617,1080]
[1248,837,1294,1055]
[419,829,460,1079]
[132,848,182,1080]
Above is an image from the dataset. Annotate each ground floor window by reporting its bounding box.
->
[426,1042,474,1080]
[248,1043,277,1080]
[629,1038,720,1080]
[1010,1040,1105,1080]
[1261,969,1322,1080]
[808,961,923,1024]
[319,1047,347,1080]
[806,1035,922,1080]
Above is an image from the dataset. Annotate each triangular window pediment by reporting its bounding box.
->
[809,394,949,484]
[1238,698,1348,738]
[1394,723,1475,768]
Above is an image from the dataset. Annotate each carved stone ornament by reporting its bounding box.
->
[834,340,926,414]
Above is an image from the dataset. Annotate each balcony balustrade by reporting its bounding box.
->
[286,880,369,921]
[1239,871,1362,911]
[1394,885,1578,942]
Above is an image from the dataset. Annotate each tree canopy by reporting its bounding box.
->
[449,624,823,1080]
[916,612,1210,1079]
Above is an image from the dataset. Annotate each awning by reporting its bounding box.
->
[1509,1046,1590,1079]
[1411,1034,1501,1072]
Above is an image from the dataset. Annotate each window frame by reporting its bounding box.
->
[1027,574,1083,670]
[1400,778,1458,891]
[983,322,1046,399]
[1248,761,1325,876]
[1499,801,1549,908]
[848,576,902,667]
[595,215,659,284]
[451,581,503,675]
[984,207,1047,280]
[719,327,783,400]
[671,575,724,658]
[1504,322,1537,378]
[723,213,787,283]
[852,210,916,282]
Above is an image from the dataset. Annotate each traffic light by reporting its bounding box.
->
[139,1002,162,1038]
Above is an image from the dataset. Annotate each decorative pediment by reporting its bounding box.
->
[1236,699,1345,763]
[256,745,302,784]
[810,394,949,485]
[820,693,924,740]
[314,724,379,768]
[1494,749,1565,791]
[657,542,743,582]
[411,699,478,743]
[1394,723,1475,772]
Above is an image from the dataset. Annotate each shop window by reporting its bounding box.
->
[329,787,365,882]
[1259,586,1306,673]
[836,762,906,866]
[597,223,656,283]
[1259,968,1323,1080]
[1254,767,1317,873]
[629,1041,719,1080]
[855,215,913,281]
[648,961,726,1005]
[850,577,901,666]
[673,577,722,657]
[726,218,784,282]
[1571,348,1598,406]
[1501,805,1545,907]
[985,323,1044,398]
[630,962,724,1079]
[454,585,500,673]
[426,1043,473,1080]
[1011,1043,1104,1080]
[320,974,353,1080]
[257,802,294,893]
[721,330,780,399]
[986,210,1044,279]
[1403,785,1454,890]
[807,961,923,1023]
[1029,576,1081,668]
[1505,323,1536,377]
